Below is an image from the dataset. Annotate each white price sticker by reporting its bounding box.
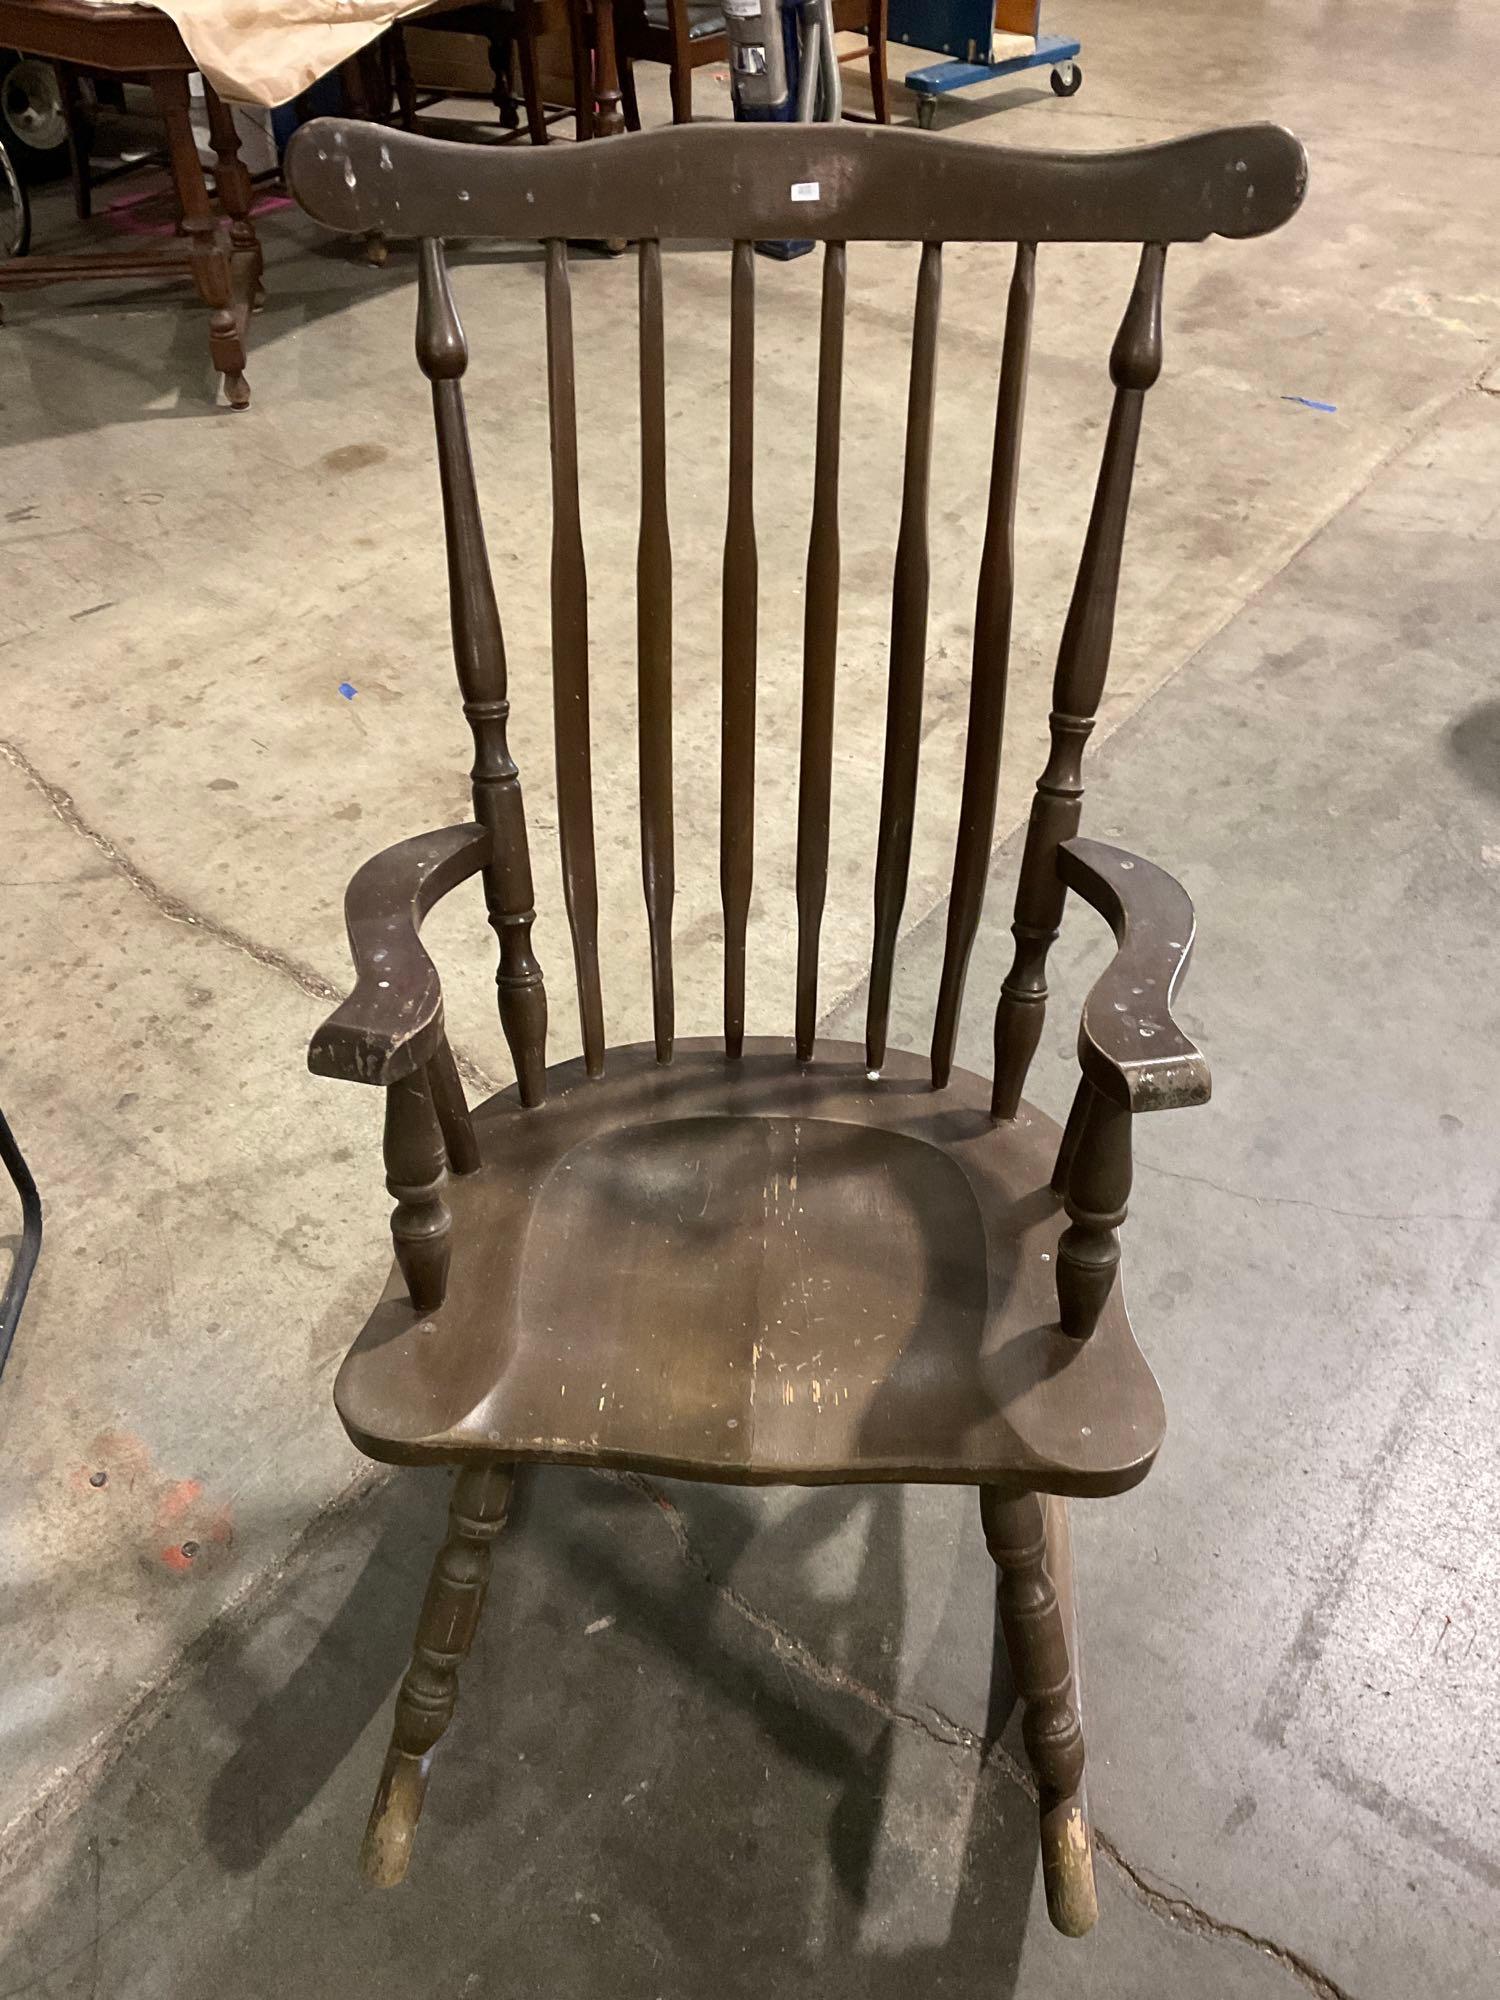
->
[723,0,760,15]
[790,181,821,203]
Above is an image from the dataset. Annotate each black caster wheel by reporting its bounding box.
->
[915,96,937,129]
[1050,60,1082,97]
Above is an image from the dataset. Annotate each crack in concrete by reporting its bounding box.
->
[0,737,500,1096]
[1091,1833,1360,2000]
[0,736,343,1005]
[614,1472,986,1757]
[1134,1156,1485,1227]
[619,1472,1360,2000]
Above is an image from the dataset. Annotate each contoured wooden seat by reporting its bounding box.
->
[288,113,1306,1935]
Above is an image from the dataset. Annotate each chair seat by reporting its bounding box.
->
[335,1039,1165,1493]
[643,0,726,38]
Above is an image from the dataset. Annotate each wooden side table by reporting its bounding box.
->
[0,0,262,407]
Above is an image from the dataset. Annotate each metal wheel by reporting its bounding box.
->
[0,52,70,177]
[0,134,28,258]
[915,95,937,129]
[1050,60,1082,97]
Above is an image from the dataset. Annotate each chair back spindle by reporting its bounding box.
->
[416,239,548,1106]
[930,240,1035,1090]
[793,241,847,1063]
[544,238,607,1078]
[637,238,675,1065]
[721,239,759,1060]
[866,239,942,1074]
[991,242,1166,1119]
[289,123,1305,1106]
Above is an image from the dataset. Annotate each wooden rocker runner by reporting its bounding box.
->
[287,115,1306,1935]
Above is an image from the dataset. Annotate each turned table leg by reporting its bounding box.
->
[566,0,595,139]
[592,0,625,137]
[55,64,93,221]
[516,0,549,143]
[151,70,249,409]
[202,80,264,312]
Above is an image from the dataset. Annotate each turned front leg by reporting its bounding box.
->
[981,1488,1097,1937]
[202,80,264,309]
[152,70,249,409]
[364,1461,513,1885]
[384,1066,451,1311]
[1055,1083,1132,1340]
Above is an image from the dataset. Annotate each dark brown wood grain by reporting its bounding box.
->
[361,1460,512,1885]
[1058,836,1208,1112]
[721,239,758,1060]
[794,241,847,1063]
[1048,836,1209,1340]
[292,116,1307,1931]
[383,1065,452,1313]
[1054,1082,1130,1342]
[427,1040,481,1176]
[544,238,607,1078]
[637,237,675,1065]
[417,241,549,1106]
[1051,1075,1091,1196]
[867,240,941,1073]
[286,118,1307,248]
[309,821,492,1086]
[981,1487,1097,1935]
[931,241,1035,1089]
[334,1039,1165,1494]
[992,243,1166,1120]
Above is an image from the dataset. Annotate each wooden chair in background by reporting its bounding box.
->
[394,2,553,143]
[383,0,633,146]
[617,0,889,125]
[0,0,260,405]
[287,116,1305,1935]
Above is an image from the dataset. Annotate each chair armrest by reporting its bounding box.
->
[308,824,492,1086]
[1057,837,1210,1114]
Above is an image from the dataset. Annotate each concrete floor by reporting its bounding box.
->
[1,1,1498,1993]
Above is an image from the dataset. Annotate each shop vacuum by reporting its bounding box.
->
[724,0,843,258]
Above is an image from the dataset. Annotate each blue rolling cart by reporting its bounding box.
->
[889,1,1081,127]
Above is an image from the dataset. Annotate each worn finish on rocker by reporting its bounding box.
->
[288,115,1306,1933]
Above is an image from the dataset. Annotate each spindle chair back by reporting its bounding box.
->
[288,115,1306,1936]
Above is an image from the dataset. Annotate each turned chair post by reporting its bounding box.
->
[427,1036,481,1176]
[363,1460,514,1885]
[981,1487,1097,1936]
[418,238,550,1105]
[1055,1083,1133,1340]
[383,1064,452,1312]
[991,243,1167,1117]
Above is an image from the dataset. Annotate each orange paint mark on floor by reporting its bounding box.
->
[66,1431,234,1576]
[155,1479,204,1524]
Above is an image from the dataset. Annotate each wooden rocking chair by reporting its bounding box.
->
[286,117,1306,1935]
